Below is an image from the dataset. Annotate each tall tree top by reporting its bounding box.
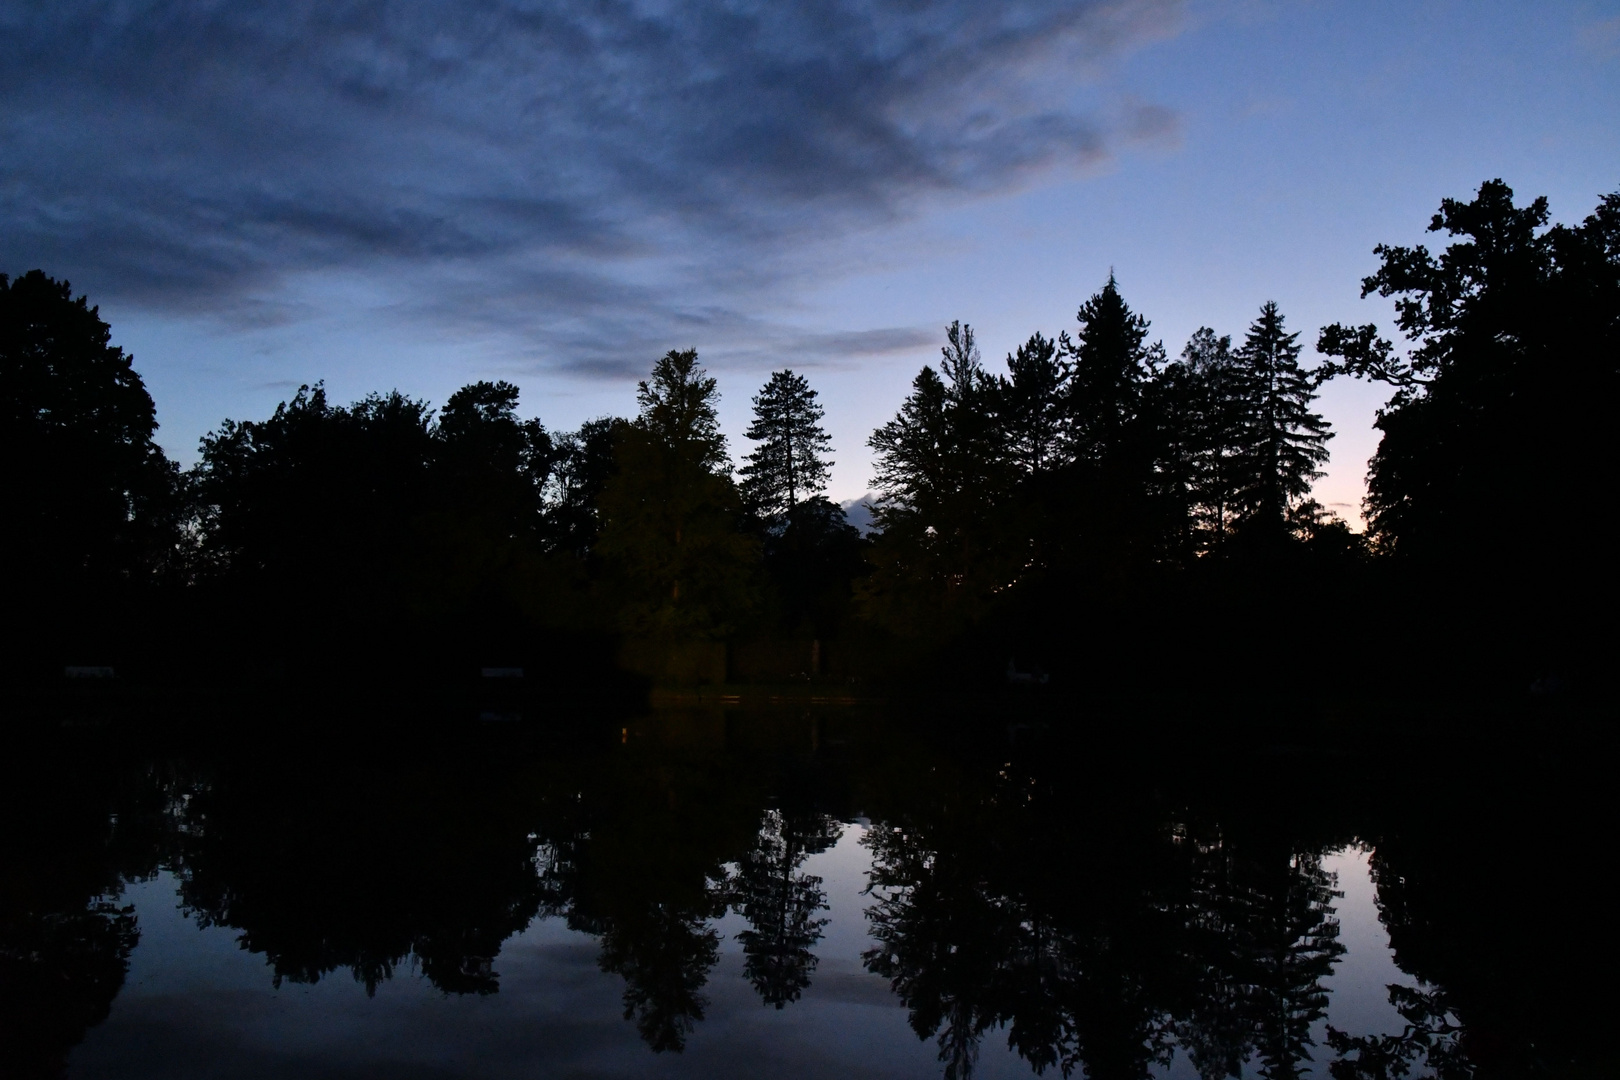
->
[1,269,160,453]
[634,348,729,474]
[1239,301,1303,371]
[1067,274,1161,459]
[741,369,833,518]
[939,321,990,404]
[1071,273,1153,389]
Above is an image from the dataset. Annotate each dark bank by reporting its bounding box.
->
[5,180,1617,703]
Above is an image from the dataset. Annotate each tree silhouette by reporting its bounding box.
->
[1000,332,1071,480]
[1318,180,1618,564]
[1149,327,1245,557]
[730,809,841,1008]
[1248,852,1345,1080]
[0,270,178,646]
[863,322,1018,637]
[1317,179,1620,684]
[1230,302,1332,535]
[869,322,1004,519]
[1067,274,1157,459]
[762,495,866,636]
[434,379,554,535]
[740,370,834,521]
[169,747,549,1000]
[595,349,759,636]
[543,416,622,556]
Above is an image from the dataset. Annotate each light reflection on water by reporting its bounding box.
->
[3,709,1607,1080]
[66,839,1400,1079]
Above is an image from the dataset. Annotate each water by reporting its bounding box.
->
[3,706,1610,1079]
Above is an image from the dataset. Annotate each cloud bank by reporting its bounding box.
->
[1,0,1182,375]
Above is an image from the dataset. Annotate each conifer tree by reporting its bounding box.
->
[868,321,1001,522]
[1176,327,1247,548]
[595,349,756,635]
[730,809,841,1009]
[1000,332,1070,478]
[740,369,833,520]
[863,322,1016,635]
[1066,274,1160,465]
[1231,302,1331,532]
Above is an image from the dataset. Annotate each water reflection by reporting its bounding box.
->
[168,751,549,997]
[860,759,1348,1080]
[3,709,1610,1079]
[732,808,842,1009]
[0,747,170,1076]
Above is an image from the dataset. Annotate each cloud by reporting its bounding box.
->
[0,0,1183,377]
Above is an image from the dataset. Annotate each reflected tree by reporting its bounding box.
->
[169,749,549,998]
[528,729,763,1052]
[0,896,139,1080]
[731,808,842,1008]
[0,741,173,1079]
[859,762,1183,1080]
[1327,984,1471,1080]
[595,905,724,1052]
[1249,851,1346,1080]
[860,754,1355,1080]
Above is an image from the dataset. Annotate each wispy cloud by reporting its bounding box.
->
[1,0,1184,377]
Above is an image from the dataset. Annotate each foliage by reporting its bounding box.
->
[740,369,834,520]
[594,349,759,637]
[1231,301,1333,535]
[544,416,623,557]
[12,176,1610,691]
[863,322,1019,638]
[0,270,179,601]
[1318,179,1619,563]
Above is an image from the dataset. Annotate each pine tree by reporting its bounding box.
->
[867,321,1001,522]
[1232,302,1331,532]
[1067,273,1159,465]
[730,809,841,1009]
[740,369,833,520]
[863,322,1016,635]
[1000,332,1070,478]
[1175,327,1247,548]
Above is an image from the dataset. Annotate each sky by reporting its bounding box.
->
[5,0,1619,519]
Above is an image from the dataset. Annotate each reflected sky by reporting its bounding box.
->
[69,837,1403,1079]
[8,707,1606,1080]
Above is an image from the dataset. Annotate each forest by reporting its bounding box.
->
[4,179,1616,697]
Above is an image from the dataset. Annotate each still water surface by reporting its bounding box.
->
[5,707,1608,1079]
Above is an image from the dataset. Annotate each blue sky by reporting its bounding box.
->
[5,0,1618,518]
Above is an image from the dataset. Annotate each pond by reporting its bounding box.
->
[3,706,1610,1079]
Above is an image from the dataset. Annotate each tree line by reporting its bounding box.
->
[4,179,1614,691]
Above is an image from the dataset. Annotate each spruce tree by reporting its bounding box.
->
[1067,273,1159,464]
[867,321,1001,521]
[864,321,1016,635]
[1178,327,1246,548]
[1232,302,1331,532]
[740,369,833,520]
[1000,332,1070,478]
